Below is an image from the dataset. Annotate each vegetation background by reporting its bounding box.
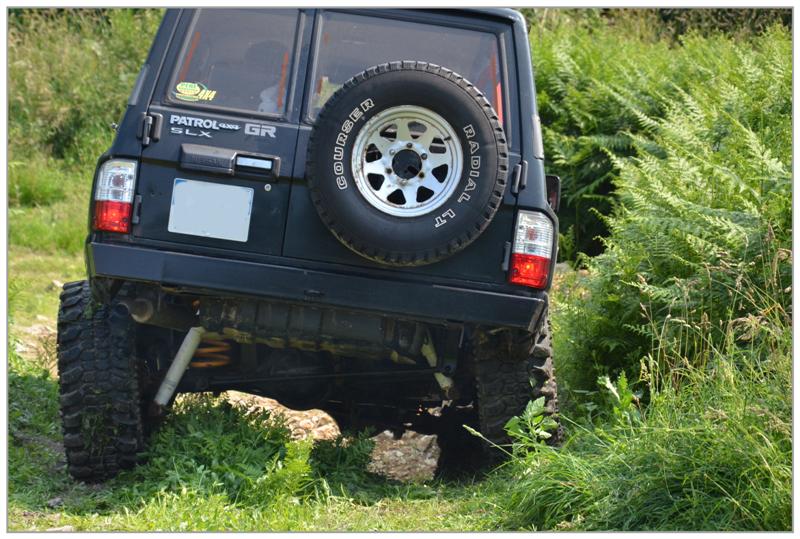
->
[7,8,792,531]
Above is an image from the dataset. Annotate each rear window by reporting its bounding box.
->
[168,9,299,116]
[309,11,504,122]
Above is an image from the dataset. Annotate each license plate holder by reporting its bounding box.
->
[168,179,254,242]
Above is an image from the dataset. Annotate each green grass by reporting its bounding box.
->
[8,246,84,327]
[7,360,498,531]
[500,312,792,531]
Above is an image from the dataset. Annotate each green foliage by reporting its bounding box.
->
[504,397,559,449]
[8,9,161,164]
[500,318,791,531]
[499,19,791,533]
[654,8,791,40]
[597,371,641,428]
[115,395,319,507]
[525,9,790,258]
[8,9,161,254]
[554,25,791,395]
[521,8,790,42]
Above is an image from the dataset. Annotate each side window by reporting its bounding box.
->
[168,9,299,116]
[309,12,504,122]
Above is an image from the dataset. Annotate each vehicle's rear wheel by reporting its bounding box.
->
[57,281,149,482]
[436,318,562,476]
[307,61,508,266]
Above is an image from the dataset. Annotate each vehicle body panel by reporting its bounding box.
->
[88,8,558,331]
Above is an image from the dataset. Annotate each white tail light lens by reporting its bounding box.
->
[93,159,137,233]
[509,210,553,288]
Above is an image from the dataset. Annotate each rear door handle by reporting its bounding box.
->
[179,143,280,178]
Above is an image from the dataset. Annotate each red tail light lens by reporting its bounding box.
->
[508,211,554,289]
[93,159,137,233]
[93,200,132,233]
[509,253,550,288]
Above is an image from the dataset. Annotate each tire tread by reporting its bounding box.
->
[56,281,145,482]
[307,61,509,266]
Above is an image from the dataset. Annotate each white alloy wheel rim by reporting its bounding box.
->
[350,105,463,218]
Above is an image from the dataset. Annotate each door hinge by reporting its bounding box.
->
[510,160,529,195]
[138,112,163,147]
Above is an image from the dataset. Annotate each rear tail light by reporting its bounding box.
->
[509,211,554,289]
[93,159,137,233]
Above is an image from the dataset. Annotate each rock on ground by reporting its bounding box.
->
[225,391,439,482]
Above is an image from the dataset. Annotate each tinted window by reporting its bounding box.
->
[310,12,504,121]
[169,9,298,116]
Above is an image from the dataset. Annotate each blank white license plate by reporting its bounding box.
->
[168,179,254,242]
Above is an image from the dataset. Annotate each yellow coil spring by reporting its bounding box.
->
[191,339,232,368]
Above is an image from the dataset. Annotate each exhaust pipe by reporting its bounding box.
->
[120,297,196,331]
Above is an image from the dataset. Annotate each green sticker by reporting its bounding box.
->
[174,81,216,102]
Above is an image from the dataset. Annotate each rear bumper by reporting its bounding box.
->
[87,242,547,331]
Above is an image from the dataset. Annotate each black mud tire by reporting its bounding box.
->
[56,280,147,482]
[436,319,562,476]
[476,320,562,448]
[307,61,509,266]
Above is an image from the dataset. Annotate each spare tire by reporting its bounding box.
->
[307,61,509,266]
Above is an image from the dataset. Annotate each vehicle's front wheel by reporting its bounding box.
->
[57,281,148,482]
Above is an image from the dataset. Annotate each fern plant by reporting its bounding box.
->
[552,24,791,401]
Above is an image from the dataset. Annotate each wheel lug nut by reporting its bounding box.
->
[421,153,428,160]
[406,142,413,149]
[418,172,425,178]
[385,168,393,174]
[389,149,396,155]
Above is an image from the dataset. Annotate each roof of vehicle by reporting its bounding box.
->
[453,8,526,26]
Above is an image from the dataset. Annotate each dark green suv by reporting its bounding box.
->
[57,8,562,481]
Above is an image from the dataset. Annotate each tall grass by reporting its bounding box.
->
[8,9,161,254]
[9,9,162,165]
[499,20,791,532]
[501,320,791,530]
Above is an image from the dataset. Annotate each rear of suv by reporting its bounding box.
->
[57,8,562,481]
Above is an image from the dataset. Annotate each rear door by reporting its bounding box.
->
[284,9,522,284]
[133,8,311,256]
